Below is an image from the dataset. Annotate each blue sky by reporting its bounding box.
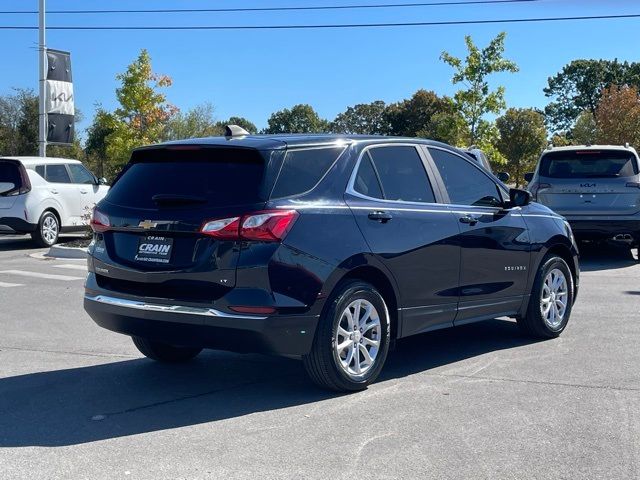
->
[1,0,639,139]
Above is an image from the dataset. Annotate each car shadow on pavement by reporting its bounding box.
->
[577,243,638,272]
[0,234,37,252]
[0,319,537,447]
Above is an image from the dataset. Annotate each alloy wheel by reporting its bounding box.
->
[334,299,382,377]
[42,215,59,245]
[540,268,568,329]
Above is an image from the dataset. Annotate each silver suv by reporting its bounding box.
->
[525,145,640,254]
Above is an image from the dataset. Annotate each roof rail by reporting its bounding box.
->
[225,125,250,137]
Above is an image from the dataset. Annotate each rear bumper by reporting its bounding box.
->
[564,217,640,241]
[84,292,319,357]
[0,216,37,233]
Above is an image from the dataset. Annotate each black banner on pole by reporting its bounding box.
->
[45,49,74,144]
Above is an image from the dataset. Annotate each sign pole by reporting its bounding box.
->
[38,0,47,157]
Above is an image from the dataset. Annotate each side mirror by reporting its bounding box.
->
[0,182,16,195]
[98,177,108,185]
[524,172,534,183]
[509,188,532,208]
[497,172,510,183]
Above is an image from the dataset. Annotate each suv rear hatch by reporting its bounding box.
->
[535,149,640,216]
[92,145,279,304]
[0,159,31,210]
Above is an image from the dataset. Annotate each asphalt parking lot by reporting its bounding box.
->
[0,233,639,480]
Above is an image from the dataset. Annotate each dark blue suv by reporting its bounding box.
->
[84,129,579,391]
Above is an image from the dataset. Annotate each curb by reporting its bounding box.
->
[46,244,88,259]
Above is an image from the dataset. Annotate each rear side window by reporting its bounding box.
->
[35,165,45,177]
[539,150,639,178]
[68,164,96,184]
[106,147,266,209]
[45,165,71,183]
[0,161,22,194]
[429,148,502,207]
[270,147,344,199]
[367,146,436,203]
[354,154,384,199]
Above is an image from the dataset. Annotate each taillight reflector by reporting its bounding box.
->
[200,210,298,242]
[228,306,277,315]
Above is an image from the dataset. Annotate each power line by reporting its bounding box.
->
[0,0,543,15]
[1,13,639,30]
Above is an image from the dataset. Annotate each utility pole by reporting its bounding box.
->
[38,0,47,157]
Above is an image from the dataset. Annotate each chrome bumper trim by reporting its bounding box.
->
[84,294,268,320]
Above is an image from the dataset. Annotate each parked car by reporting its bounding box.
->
[525,144,640,256]
[0,157,109,246]
[462,147,510,183]
[84,129,579,392]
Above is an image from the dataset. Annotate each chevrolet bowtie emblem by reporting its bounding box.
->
[138,220,158,229]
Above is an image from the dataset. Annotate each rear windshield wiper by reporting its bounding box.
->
[151,194,207,205]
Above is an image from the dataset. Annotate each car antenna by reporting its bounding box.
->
[225,125,250,137]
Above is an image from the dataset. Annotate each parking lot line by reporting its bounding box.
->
[53,264,88,271]
[0,281,24,288]
[0,270,84,281]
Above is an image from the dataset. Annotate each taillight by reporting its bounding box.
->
[529,182,551,200]
[17,164,31,194]
[200,210,298,242]
[90,208,111,233]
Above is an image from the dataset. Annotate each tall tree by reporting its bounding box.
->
[104,49,178,172]
[330,101,388,135]
[263,104,328,134]
[571,111,597,145]
[440,32,519,148]
[496,108,547,187]
[595,85,640,147]
[544,59,640,132]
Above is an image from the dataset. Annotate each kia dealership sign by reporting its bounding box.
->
[45,49,74,144]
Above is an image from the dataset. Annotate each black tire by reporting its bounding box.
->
[132,337,202,363]
[31,211,59,247]
[518,254,574,338]
[303,280,391,392]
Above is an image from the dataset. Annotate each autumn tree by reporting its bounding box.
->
[440,32,519,158]
[595,85,640,147]
[495,108,547,187]
[544,59,640,132]
[100,49,177,174]
[263,104,328,134]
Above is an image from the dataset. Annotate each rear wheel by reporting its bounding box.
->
[31,211,59,247]
[303,280,390,392]
[518,254,574,338]
[132,337,202,363]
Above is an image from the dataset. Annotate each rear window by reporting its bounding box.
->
[106,147,266,209]
[270,147,344,199]
[539,150,639,178]
[0,161,21,187]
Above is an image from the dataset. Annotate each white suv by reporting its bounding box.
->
[0,157,109,246]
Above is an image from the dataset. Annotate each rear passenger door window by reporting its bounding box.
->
[45,164,71,184]
[429,148,502,207]
[357,146,436,203]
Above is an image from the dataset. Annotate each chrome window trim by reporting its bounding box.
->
[85,294,268,320]
[346,143,443,207]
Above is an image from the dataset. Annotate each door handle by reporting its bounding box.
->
[50,190,59,195]
[80,191,88,194]
[368,211,393,223]
[459,215,478,226]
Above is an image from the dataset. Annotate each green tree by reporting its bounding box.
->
[263,104,328,134]
[330,101,388,135]
[544,59,640,132]
[384,90,453,138]
[164,103,218,141]
[440,32,519,150]
[104,49,178,172]
[571,111,597,145]
[496,108,547,187]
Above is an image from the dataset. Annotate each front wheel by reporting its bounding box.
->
[132,337,202,363]
[518,254,574,338]
[31,211,59,247]
[303,280,391,392]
